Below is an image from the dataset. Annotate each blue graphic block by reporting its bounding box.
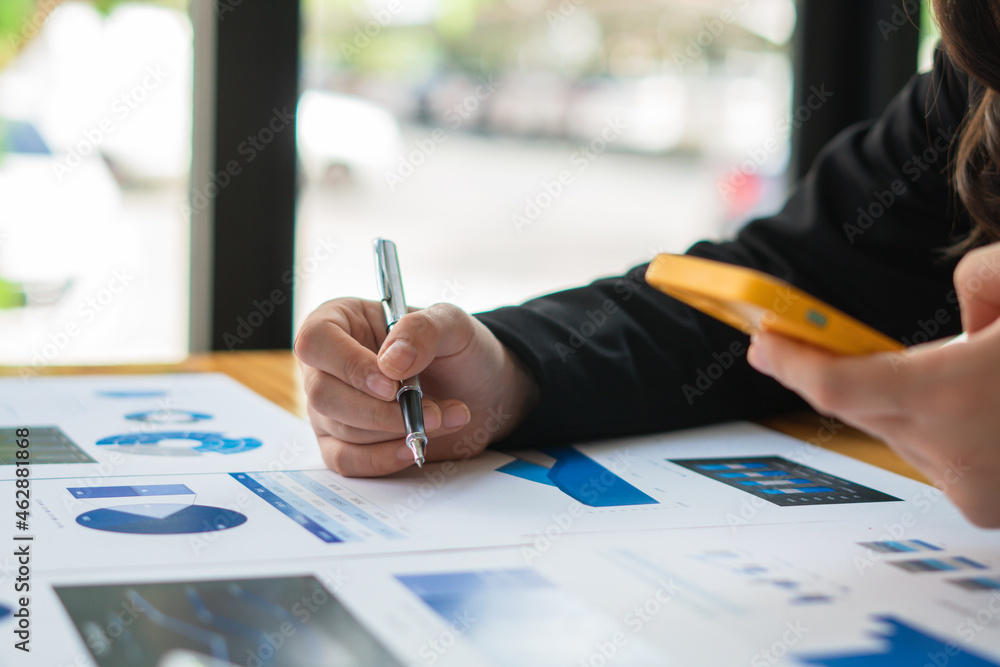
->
[497,448,657,507]
[68,484,193,499]
[495,460,556,486]
[798,616,999,666]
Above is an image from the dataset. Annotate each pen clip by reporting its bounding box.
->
[374,238,407,329]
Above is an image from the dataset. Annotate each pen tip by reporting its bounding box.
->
[415,457,425,468]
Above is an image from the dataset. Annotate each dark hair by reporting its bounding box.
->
[934,0,1000,250]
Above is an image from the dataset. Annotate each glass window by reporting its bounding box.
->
[0,0,191,368]
[296,0,796,321]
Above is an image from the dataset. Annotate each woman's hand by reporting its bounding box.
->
[747,242,1000,527]
[295,299,539,477]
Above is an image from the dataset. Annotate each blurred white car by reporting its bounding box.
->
[0,3,192,185]
[297,90,402,186]
[0,120,121,285]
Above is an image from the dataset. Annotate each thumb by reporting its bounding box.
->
[377,303,476,380]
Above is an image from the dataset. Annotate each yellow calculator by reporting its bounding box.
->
[645,254,904,355]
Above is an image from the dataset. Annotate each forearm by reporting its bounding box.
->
[477,47,973,449]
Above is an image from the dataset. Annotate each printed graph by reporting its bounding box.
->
[692,549,847,605]
[0,426,94,465]
[858,540,942,554]
[68,484,247,535]
[397,568,653,666]
[671,457,900,506]
[96,390,168,399]
[797,615,999,666]
[95,431,262,456]
[609,546,848,618]
[950,577,1000,593]
[231,471,409,543]
[496,447,657,507]
[125,409,213,424]
[889,557,987,574]
[55,576,401,667]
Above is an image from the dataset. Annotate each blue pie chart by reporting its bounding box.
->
[76,504,247,535]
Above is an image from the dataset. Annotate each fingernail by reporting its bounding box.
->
[380,340,417,376]
[366,373,396,400]
[397,444,416,462]
[423,402,443,431]
[443,403,471,429]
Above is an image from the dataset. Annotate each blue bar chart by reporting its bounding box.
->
[671,457,900,506]
[231,471,408,544]
[0,426,93,465]
[858,540,942,554]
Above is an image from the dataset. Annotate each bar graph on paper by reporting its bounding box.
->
[671,457,901,506]
[231,471,411,544]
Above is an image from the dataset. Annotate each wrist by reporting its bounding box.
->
[493,345,540,443]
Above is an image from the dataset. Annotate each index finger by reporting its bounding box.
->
[295,300,397,401]
[748,332,912,416]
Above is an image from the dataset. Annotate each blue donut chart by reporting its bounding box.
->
[95,431,262,455]
[76,505,248,535]
[124,410,213,424]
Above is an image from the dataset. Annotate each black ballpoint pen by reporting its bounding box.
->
[374,238,427,468]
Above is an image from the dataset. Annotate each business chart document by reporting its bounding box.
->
[2,374,999,666]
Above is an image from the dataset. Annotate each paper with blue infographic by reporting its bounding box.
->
[3,373,999,667]
[0,372,934,570]
[13,518,1000,667]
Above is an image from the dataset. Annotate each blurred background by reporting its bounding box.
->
[0,0,939,366]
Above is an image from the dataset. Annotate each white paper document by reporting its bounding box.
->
[2,374,999,667]
[0,373,326,480]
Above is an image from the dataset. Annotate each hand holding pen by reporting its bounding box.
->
[293,244,539,477]
[374,238,428,467]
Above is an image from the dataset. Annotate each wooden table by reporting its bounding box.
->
[1,351,927,482]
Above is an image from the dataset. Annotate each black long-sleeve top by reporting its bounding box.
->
[476,48,977,449]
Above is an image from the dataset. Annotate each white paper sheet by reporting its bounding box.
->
[17,518,999,667]
[0,373,326,480]
[3,374,999,667]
